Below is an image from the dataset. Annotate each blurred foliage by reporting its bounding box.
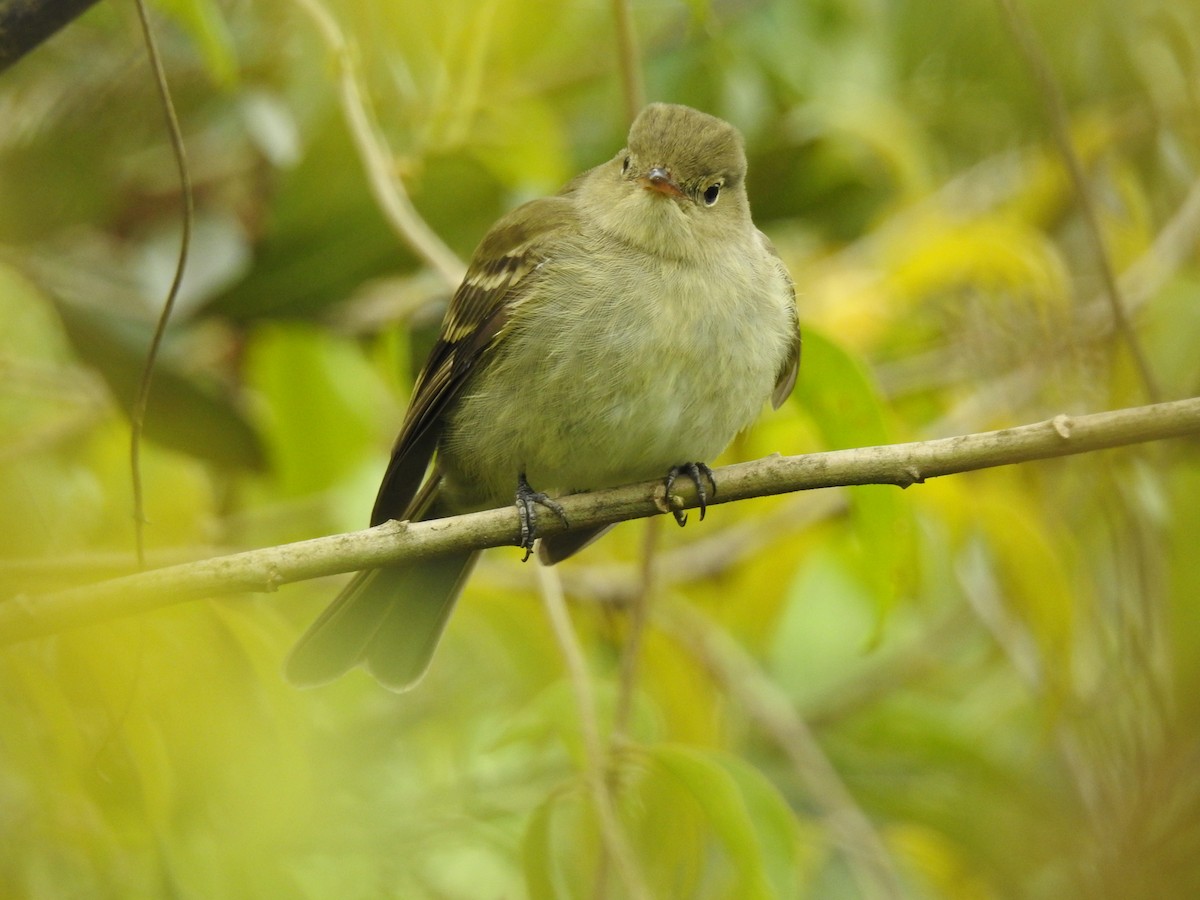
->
[2,0,1200,897]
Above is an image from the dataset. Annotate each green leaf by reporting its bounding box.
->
[521,747,801,899]
[54,301,267,472]
[523,790,562,900]
[793,327,889,451]
[242,322,390,498]
[711,752,810,897]
[793,327,914,623]
[638,743,778,900]
[203,115,414,321]
[769,547,883,708]
[153,0,239,87]
[522,783,597,900]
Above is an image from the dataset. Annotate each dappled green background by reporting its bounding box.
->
[2,0,1200,896]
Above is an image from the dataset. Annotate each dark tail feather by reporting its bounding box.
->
[285,551,477,691]
[285,570,388,687]
[364,551,478,690]
[537,525,614,565]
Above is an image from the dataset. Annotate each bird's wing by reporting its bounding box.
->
[370,195,582,525]
[759,229,801,409]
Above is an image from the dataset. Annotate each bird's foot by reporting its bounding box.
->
[664,462,717,526]
[516,473,569,561]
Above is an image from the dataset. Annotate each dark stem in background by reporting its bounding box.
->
[129,0,193,567]
[995,0,1162,402]
[0,0,101,72]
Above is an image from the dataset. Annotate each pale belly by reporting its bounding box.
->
[437,251,794,510]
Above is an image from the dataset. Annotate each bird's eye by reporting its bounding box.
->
[703,182,722,206]
[621,155,631,174]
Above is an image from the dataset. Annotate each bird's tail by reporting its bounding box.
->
[285,551,478,691]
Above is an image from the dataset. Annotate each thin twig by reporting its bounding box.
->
[3,398,1198,645]
[877,177,1200,412]
[534,564,650,900]
[612,518,659,739]
[293,0,465,288]
[610,0,645,123]
[515,491,846,612]
[593,518,659,899]
[1080,177,1200,330]
[995,0,1160,401]
[129,0,193,567]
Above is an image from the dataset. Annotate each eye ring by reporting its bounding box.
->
[621,155,632,174]
[702,182,722,206]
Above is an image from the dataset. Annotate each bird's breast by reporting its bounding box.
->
[438,240,794,509]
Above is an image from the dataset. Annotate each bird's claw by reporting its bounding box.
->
[516,473,569,561]
[664,462,717,527]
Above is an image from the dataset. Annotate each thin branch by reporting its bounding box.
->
[610,0,645,124]
[293,0,466,288]
[2,398,1198,645]
[875,176,1200,402]
[534,565,651,900]
[995,0,1160,401]
[1080,177,1200,331]
[591,521,660,900]
[129,0,194,567]
[612,519,659,739]
[497,492,847,611]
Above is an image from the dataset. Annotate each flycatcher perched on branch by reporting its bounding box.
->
[287,103,800,691]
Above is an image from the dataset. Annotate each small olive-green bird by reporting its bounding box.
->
[286,103,800,690]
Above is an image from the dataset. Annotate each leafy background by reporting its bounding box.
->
[2,0,1199,897]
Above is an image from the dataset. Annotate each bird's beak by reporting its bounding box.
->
[639,166,685,198]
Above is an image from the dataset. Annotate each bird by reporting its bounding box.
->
[286,102,800,691]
